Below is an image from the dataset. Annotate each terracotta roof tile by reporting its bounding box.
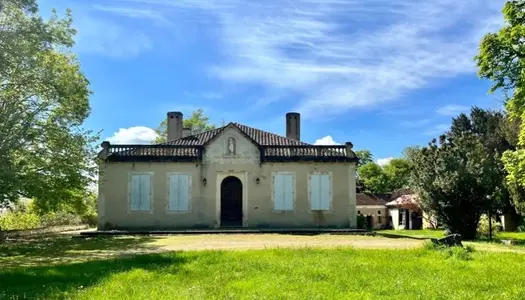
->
[386,194,421,211]
[162,122,310,146]
[163,127,223,146]
[233,123,309,146]
[356,193,388,206]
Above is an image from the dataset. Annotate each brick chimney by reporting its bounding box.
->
[286,112,301,141]
[167,111,183,141]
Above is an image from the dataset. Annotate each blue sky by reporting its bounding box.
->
[40,0,506,165]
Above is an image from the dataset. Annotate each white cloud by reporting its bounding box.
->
[313,136,340,145]
[376,157,393,166]
[85,0,505,113]
[106,126,158,144]
[191,0,504,118]
[436,104,471,116]
[91,4,173,25]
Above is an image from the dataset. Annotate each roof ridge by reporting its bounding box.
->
[233,122,312,146]
[160,126,224,145]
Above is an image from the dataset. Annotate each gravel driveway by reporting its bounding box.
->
[148,234,426,251]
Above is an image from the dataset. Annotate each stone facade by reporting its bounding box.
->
[98,116,357,230]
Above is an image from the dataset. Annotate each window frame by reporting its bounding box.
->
[166,172,193,214]
[271,171,296,212]
[308,172,333,212]
[128,172,154,214]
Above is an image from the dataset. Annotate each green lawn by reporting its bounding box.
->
[498,231,525,241]
[2,242,525,299]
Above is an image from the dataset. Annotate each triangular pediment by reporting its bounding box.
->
[202,125,260,164]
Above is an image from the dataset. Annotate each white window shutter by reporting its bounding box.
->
[310,174,321,210]
[320,174,330,210]
[168,174,179,211]
[169,174,191,211]
[283,174,294,210]
[273,173,284,210]
[140,175,152,211]
[130,175,141,211]
[178,175,190,211]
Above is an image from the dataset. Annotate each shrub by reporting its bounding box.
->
[0,211,40,231]
[446,246,474,261]
[477,214,501,238]
[0,195,97,231]
[81,211,98,227]
[423,241,475,261]
[517,217,525,232]
[39,211,83,227]
[424,241,439,251]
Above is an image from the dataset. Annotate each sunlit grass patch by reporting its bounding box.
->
[2,247,525,299]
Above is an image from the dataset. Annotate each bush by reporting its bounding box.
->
[39,211,83,227]
[424,241,475,261]
[0,195,98,231]
[477,214,501,238]
[81,211,98,227]
[517,217,525,232]
[0,211,40,231]
[446,246,474,261]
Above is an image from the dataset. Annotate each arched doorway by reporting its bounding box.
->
[220,176,243,227]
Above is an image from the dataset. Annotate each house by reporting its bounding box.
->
[385,190,423,230]
[356,193,389,229]
[356,189,425,230]
[97,112,359,230]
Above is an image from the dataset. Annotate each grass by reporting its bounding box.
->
[498,231,525,241]
[0,235,159,268]
[2,235,525,299]
[2,248,525,299]
[0,235,525,300]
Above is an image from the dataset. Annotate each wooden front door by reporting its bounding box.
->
[220,176,243,227]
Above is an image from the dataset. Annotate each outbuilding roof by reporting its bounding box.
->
[356,193,389,206]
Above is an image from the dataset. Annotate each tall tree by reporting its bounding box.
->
[475,0,525,214]
[358,162,389,194]
[383,158,411,192]
[449,108,521,217]
[409,135,498,239]
[0,1,97,210]
[154,109,216,143]
[355,149,373,166]
[356,149,410,194]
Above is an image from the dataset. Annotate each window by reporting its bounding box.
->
[309,173,332,211]
[168,174,192,212]
[377,210,381,215]
[129,174,152,211]
[357,210,361,215]
[399,209,406,226]
[378,216,382,224]
[273,172,294,211]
